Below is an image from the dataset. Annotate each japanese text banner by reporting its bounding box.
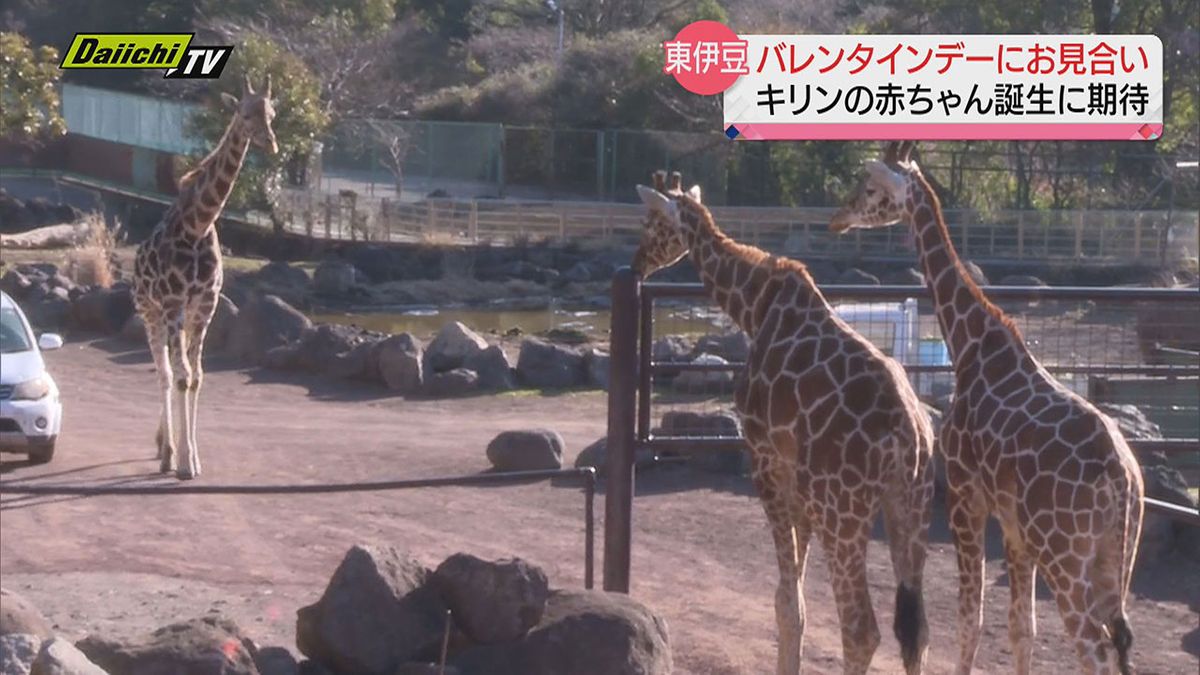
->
[718,35,1162,141]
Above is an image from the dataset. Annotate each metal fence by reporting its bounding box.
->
[602,272,1200,592]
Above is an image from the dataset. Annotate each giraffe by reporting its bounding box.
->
[634,170,935,675]
[830,141,1145,675]
[132,74,278,480]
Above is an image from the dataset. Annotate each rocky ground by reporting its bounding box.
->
[0,340,1197,674]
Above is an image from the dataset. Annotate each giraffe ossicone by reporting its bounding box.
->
[634,169,935,675]
[833,141,1144,675]
[132,75,278,480]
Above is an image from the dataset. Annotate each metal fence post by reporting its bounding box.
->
[604,267,640,594]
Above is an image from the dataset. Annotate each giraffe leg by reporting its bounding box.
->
[881,460,933,674]
[145,319,175,473]
[183,318,211,478]
[1042,531,1133,675]
[818,498,880,675]
[166,319,196,480]
[1002,533,1037,675]
[946,483,988,675]
[750,453,808,675]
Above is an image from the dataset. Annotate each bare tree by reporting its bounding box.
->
[367,119,413,197]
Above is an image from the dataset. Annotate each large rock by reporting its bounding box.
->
[650,336,692,363]
[693,332,750,363]
[0,633,40,675]
[30,638,107,675]
[313,260,360,296]
[451,590,672,675]
[424,322,489,374]
[883,268,926,285]
[963,260,989,286]
[206,294,240,352]
[516,338,585,389]
[584,349,610,391]
[423,368,480,398]
[1139,464,1200,560]
[573,436,657,479]
[69,287,134,334]
[296,544,448,675]
[0,590,52,640]
[375,333,424,394]
[227,295,312,364]
[253,261,310,290]
[486,430,564,471]
[659,410,748,475]
[76,616,257,675]
[282,324,380,377]
[432,554,549,644]
[672,353,734,394]
[998,274,1047,287]
[836,267,881,285]
[1096,403,1163,440]
[0,271,32,299]
[463,345,515,391]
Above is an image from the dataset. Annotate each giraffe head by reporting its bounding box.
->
[829,141,919,234]
[632,170,702,277]
[221,74,278,155]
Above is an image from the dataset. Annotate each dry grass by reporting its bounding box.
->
[66,213,122,289]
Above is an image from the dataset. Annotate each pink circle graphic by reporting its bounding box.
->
[664,21,745,96]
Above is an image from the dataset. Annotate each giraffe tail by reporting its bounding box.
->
[1108,458,1141,675]
[893,582,926,672]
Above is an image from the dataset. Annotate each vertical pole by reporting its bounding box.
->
[324,195,333,240]
[1074,210,1084,259]
[469,201,479,242]
[604,267,640,594]
[1017,209,1025,259]
[637,290,654,442]
[583,468,595,590]
[1133,213,1143,261]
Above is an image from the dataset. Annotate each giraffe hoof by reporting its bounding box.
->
[177,469,198,481]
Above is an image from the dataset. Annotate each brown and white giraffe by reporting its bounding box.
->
[634,171,935,675]
[831,142,1144,675]
[133,75,278,479]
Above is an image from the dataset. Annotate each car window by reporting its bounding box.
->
[0,306,33,354]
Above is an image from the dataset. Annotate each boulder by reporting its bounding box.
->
[486,429,564,471]
[253,261,310,290]
[0,271,32,299]
[660,410,748,475]
[650,336,692,363]
[118,314,145,343]
[249,646,298,675]
[23,297,71,331]
[516,338,585,389]
[573,436,657,479]
[375,333,424,394]
[693,332,750,363]
[69,287,134,334]
[313,260,360,296]
[584,348,610,391]
[464,345,515,391]
[226,295,312,364]
[1140,464,1200,559]
[0,589,52,639]
[0,633,40,675]
[424,322,489,374]
[672,354,735,394]
[286,324,380,376]
[423,369,480,398]
[998,274,1047,287]
[30,638,107,675]
[206,294,240,352]
[296,544,448,675]
[76,616,257,675]
[836,267,881,285]
[883,268,926,286]
[561,261,613,284]
[432,554,550,644]
[1096,403,1163,441]
[451,590,672,675]
[963,260,989,286]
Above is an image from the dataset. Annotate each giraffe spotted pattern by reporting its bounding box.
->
[133,75,278,480]
[831,142,1144,675]
[636,171,935,675]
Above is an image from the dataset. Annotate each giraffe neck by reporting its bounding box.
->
[905,171,1026,367]
[177,114,250,237]
[677,200,824,337]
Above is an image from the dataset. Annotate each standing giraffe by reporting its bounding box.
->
[634,171,935,675]
[133,75,278,479]
[830,142,1144,675]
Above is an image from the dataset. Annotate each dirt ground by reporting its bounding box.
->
[1,339,1196,674]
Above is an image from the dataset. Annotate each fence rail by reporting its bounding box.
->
[603,272,1200,593]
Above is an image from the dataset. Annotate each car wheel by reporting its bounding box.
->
[28,442,55,464]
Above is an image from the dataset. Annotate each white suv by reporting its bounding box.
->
[0,291,63,463]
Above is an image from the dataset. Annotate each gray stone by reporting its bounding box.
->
[584,348,610,391]
[69,287,133,334]
[0,589,52,640]
[77,616,257,675]
[963,260,989,286]
[693,332,750,363]
[0,271,32,299]
[254,261,310,290]
[29,638,107,675]
[516,338,585,389]
[486,429,564,471]
[451,590,671,675]
[0,633,39,675]
[375,333,424,394]
[424,322,489,374]
[1140,464,1200,559]
[1096,403,1163,441]
[423,369,479,398]
[836,267,881,285]
[296,544,448,675]
[433,554,550,644]
[313,260,360,296]
[659,411,748,474]
[883,268,926,285]
[226,294,312,364]
[250,646,298,675]
[286,324,379,376]
[672,354,734,394]
[998,275,1047,287]
[651,336,692,363]
[573,437,657,479]
[206,294,240,352]
[464,345,515,391]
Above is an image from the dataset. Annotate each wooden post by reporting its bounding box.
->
[558,211,566,240]
[468,201,479,242]
[1133,213,1143,261]
[324,195,333,240]
[962,211,970,256]
[381,198,392,242]
[1016,210,1025,259]
[1074,211,1084,259]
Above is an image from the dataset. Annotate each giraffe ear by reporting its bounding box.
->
[865,160,906,195]
[686,184,702,202]
[220,92,239,110]
[636,185,671,215]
